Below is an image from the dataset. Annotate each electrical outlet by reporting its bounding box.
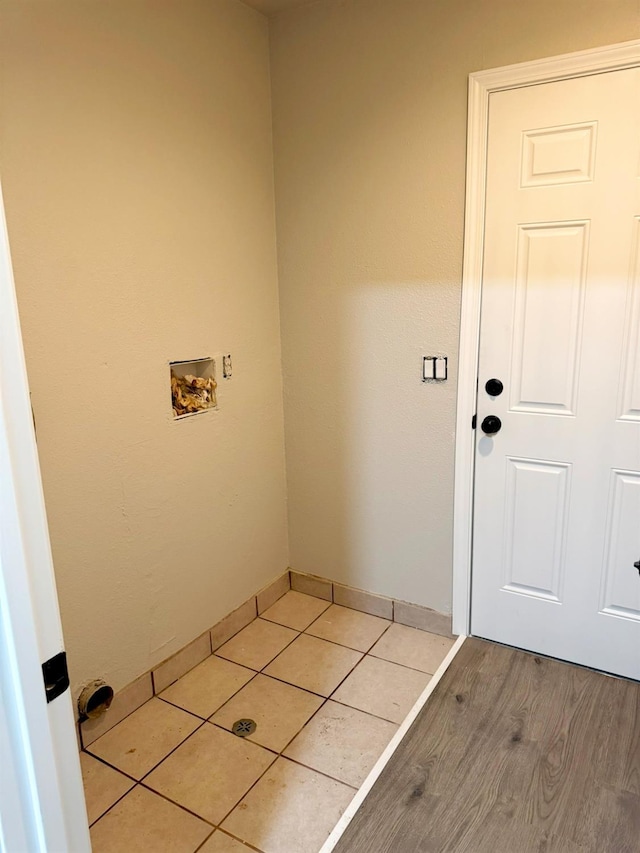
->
[223,353,232,379]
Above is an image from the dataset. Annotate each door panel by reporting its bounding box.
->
[600,470,640,620]
[472,69,640,680]
[502,457,571,601]
[619,218,640,421]
[521,122,597,187]
[510,221,588,415]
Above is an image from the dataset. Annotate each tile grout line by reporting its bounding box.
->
[158,666,263,720]
[214,828,264,853]
[260,694,332,755]
[193,827,265,853]
[82,750,140,786]
[366,650,442,676]
[86,714,209,784]
[155,693,210,721]
[230,668,328,700]
[137,780,218,828]
[86,783,140,831]
[309,644,369,703]
[255,614,374,696]
[210,740,357,838]
[140,718,277,782]
[213,748,280,831]
[302,612,393,655]
[235,672,329,700]
[258,596,332,633]
[274,694,396,787]
[86,783,136,828]
[275,753,360,792]
[214,616,302,672]
[327,696,404,727]
[192,827,217,853]
[204,718,280,753]
[264,646,365,700]
[315,642,437,725]
[87,777,217,837]
[205,680,325,748]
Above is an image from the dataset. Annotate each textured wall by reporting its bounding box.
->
[270,0,640,613]
[0,0,289,697]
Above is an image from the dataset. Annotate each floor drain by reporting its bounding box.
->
[232,718,257,737]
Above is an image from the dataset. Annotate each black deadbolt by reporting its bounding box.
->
[634,559,640,575]
[485,378,504,397]
[481,415,502,435]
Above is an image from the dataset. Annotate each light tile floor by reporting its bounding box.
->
[83,593,455,853]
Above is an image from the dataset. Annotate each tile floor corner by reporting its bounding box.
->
[83,592,455,852]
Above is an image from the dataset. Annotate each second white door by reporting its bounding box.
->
[471,68,640,681]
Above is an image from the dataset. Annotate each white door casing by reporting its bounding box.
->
[0,182,90,851]
[454,40,640,667]
[470,69,640,679]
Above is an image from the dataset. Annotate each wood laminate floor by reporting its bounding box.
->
[334,637,640,853]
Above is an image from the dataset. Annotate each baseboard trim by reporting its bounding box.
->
[290,569,454,639]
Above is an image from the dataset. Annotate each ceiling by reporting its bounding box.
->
[242,0,315,16]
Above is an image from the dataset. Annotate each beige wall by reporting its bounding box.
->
[2,0,639,701]
[270,0,640,613]
[0,0,289,697]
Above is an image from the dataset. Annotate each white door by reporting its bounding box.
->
[472,68,640,681]
[0,183,90,852]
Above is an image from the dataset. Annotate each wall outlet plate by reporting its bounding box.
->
[223,353,232,379]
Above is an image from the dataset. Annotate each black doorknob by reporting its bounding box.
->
[485,378,504,397]
[634,559,640,575]
[481,415,502,435]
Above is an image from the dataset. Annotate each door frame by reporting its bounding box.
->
[0,180,90,850]
[452,37,640,637]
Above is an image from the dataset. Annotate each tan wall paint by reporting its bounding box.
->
[270,0,640,613]
[243,0,315,17]
[0,0,289,697]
